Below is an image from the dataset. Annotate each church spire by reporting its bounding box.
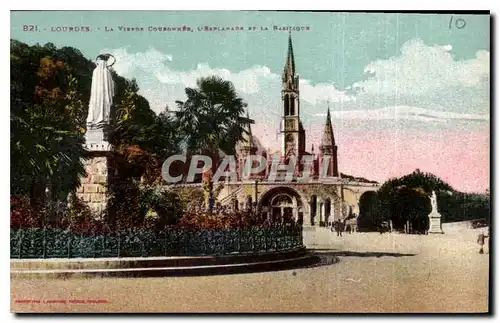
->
[284,31,295,76]
[282,32,299,92]
[320,107,336,151]
[319,106,339,177]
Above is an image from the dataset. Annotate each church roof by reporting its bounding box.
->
[236,110,267,155]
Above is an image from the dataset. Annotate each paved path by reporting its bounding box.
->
[11,229,489,313]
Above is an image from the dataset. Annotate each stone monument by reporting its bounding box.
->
[428,190,444,234]
[76,54,116,217]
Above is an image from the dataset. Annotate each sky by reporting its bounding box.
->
[11,11,490,192]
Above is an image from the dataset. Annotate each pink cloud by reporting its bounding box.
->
[252,124,489,193]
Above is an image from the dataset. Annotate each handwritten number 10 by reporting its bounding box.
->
[449,16,466,29]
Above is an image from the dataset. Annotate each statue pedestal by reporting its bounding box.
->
[84,127,111,151]
[76,127,114,219]
[428,211,444,234]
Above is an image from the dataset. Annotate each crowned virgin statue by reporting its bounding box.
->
[86,54,116,129]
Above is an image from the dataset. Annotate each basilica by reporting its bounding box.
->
[215,34,380,229]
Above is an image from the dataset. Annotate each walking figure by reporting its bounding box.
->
[346,223,352,234]
[478,231,488,254]
[337,220,343,237]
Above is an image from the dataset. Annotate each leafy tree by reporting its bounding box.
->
[10,40,99,207]
[438,191,490,224]
[105,79,183,226]
[375,169,489,232]
[11,54,86,208]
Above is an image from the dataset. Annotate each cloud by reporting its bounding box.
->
[299,80,355,105]
[106,38,490,136]
[441,44,453,52]
[354,39,489,114]
[314,106,489,123]
[107,46,349,117]
[360,39,489,93]
[103,40,490,192]
[108,47,173,78]
[157,64,277,94]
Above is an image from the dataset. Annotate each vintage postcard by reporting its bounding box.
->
[10,10,490,313]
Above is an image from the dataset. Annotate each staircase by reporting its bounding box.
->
[218,186,243,206]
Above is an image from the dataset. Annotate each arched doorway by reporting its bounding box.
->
[258,187,304,224]
[270,194,294,223]
[357,191,379,232]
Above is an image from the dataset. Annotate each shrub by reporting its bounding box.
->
[139,186,184,228]
[178,208,268,230]
[10,195,38,228]
[107,179,142,229]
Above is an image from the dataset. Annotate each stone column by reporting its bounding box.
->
[309,200,315,226]
[76,152,113,217]
[316,198,323,226]
[76,125,114,219]
[331,199,336,222]
[332,199,342,221]
[320,201,326,226]
[301,203,311,227]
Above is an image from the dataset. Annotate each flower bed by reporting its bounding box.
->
[10,224,303,259]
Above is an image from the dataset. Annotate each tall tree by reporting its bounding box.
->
[11,54,86,205]
[175,76,252,158]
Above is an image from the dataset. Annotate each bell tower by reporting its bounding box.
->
[280,32,305,157]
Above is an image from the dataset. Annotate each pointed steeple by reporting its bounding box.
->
[319,106,339,177]
[320,107,336,151]
[282,33,299,94]
[280,33,304,157]
[284,31,295,76]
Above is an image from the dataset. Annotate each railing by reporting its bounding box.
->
[217,186,243,206]
[10,224,303,259]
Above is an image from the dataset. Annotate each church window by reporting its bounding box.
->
[284,94,290,115]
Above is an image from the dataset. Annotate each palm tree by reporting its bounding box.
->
[175,76,252,159]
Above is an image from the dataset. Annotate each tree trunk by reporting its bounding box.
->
[29,177,46,211]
